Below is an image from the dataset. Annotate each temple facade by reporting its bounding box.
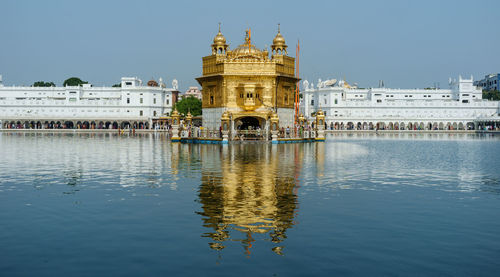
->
[196,25,299,136]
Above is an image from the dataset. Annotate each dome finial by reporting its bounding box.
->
[278,23,280,33]
[218,22,221,32]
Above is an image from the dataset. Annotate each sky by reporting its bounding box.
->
[1,0,499,91]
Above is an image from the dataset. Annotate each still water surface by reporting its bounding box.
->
[1,133,500,276]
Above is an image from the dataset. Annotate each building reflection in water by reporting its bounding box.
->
[188,143,312,255]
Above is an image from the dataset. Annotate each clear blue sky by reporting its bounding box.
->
[1,0,499,90]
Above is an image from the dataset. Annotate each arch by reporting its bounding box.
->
[428,122,433,130]
[64,121,74,129]
[82,121,90,129]
[98,121,104,129]
[145,122,150,129]
[466,122,475,130]
[112,122,118,129]
[90,121,96,129]
[446,122,451,130]
[452,122,458,130]
[363,122,368,130]
[400,122,405,130]
[438,122,444,130]
[419,122,424,130]
[121,121,130,129]
[236,116,261,130]
[368,122,374,130]
[458,122,464,130]
[357,122,362,130]
[394,122,399,130]
[376,122,385,130]
[388,122,394,130]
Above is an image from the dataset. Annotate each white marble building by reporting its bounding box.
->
[0,76,180,129]
[300,76,500,130]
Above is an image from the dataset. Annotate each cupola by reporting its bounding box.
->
[271,24,287,55]
[212,23,229,55]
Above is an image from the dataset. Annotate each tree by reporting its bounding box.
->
[112,83,121,87]
[174,96,202,116]
[33,81,55,87]
[63,77,88,87]
[482,90,500,101]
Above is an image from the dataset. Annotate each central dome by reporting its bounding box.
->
[233,43,262,56]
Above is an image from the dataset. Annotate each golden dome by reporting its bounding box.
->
[273,32,286,46]
[212,23,226,45]
[233,43,262,56]
[271,24,287,55]
[213,31,226,45]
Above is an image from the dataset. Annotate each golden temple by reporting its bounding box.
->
[196,24,300,137]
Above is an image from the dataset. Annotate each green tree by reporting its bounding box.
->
[63,77,88,87]
[174,96,202,116]
[112,83,121,87]
[33,81,55,87]
[482,90,500,101]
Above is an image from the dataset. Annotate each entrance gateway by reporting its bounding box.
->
[195,24,300,140]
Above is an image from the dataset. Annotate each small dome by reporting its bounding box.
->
[213,32,226,45]
[273,32,286,46]
[147,79,158,87]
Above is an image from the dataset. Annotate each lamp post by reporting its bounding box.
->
[315,109,325,140]
[270,112,279,144]
[171,109,181,142]
[221,111,230,144]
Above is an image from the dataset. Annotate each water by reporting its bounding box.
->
[1,132,500,276]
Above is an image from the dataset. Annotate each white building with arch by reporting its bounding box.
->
[0,76,180,129]
[300,76,500,131]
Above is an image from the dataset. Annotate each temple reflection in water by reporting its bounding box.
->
[169,142,324,255]
[200,144,298,255]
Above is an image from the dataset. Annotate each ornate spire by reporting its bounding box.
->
[271,24,287,55]
[212,23,228,55]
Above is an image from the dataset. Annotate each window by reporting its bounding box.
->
[311,100,314,105]
[334,99,338,104]
[210,96,214,105]
[377,99,382,103]
[127,98,130,104]
[140,98,143,104]
[153,111,157,116]
[153,98,156,104]
[167,99,169,105]
[125,82,132,85]
[139,110,143,116]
